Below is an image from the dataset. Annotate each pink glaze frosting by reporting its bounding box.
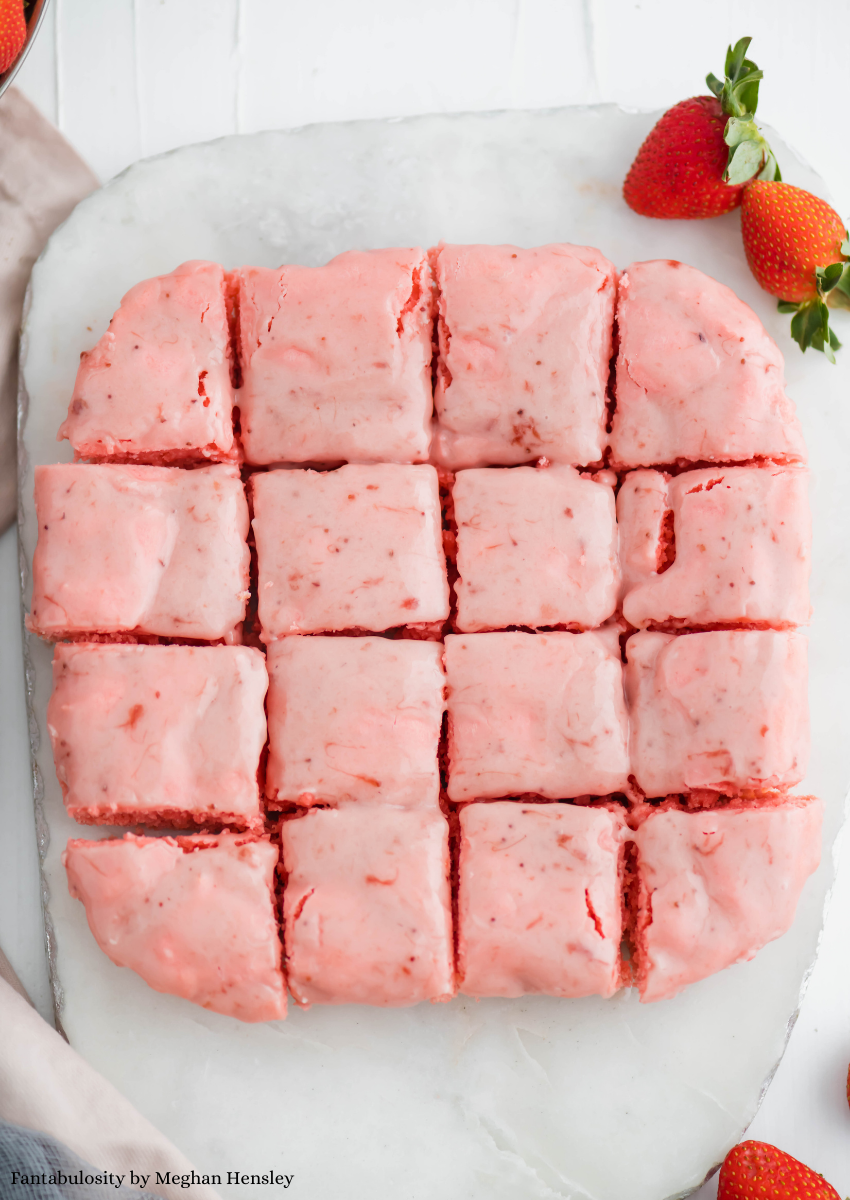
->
[445,629,630,801]
[609,260,806,468]
[266,636,444,808]
[251,464,449,638]
[633,798,822,1002]
[64,833,287,1022]
[237,249,434,465]
[458,802,627,999]
[453,463,618,631]
[49,643,268,827]
[29,463,250,640]
[618,465,811,630]
[59,261,236,462]
[282,806,454,1007]
[431,243,616,468]
[625,630,809,798]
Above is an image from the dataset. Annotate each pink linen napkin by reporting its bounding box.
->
[0,86,98,534]
[0,970,222,1200]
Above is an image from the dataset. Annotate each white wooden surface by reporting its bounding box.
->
[3,2,849,1195]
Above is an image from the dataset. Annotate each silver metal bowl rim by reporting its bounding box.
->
[0,0,52,102]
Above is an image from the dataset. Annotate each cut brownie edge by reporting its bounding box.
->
[65,806,266,833]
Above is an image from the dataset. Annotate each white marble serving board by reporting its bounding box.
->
[18,106,850,1200]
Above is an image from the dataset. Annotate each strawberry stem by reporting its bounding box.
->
[777,252,850,362]
[706,37,780,185]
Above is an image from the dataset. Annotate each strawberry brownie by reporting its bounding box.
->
[608,260,806,469]
[251,463,449,638]
[617,465,811,630]
[281,806,454,1007]
[237,249,434,466]
[266,636,444,808]
[64,833,287,1022]
[59,261,237,464]
[625,630,809,798]
[444,629,630,801]
[632,797,822,1002]
[431,243,617,468]
[28,463,250,641]
[458,802,627,998]
[48,643,268,829]
[453,463,618,631]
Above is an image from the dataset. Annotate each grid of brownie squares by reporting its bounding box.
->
[36,245,819,1017]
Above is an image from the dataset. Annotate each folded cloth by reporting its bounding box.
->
[0,976,221,1200]
[0,87,98,534]
[0,1119,163,1199]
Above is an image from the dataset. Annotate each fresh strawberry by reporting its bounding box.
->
[0,0,26,76]
[718,1140,842,1200]
[741,180,850,361]
[623,37,779,220]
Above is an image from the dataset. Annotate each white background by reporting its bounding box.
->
[2,2,849,1195]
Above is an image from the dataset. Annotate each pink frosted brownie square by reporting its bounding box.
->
[445,630,630,801]
[453,463,618,631]
[29,464,250,641]
[625,630,809,798]
[281,806,454,1007]
[458,801,627,998]
[49,643,268,829]
[251,463,449,638]
[59,261,237,463]
[608,260,806,469]
[64,833,287,1022]
[237,248,434,466]
[431,243,617,468]
[617,465,811,630]
[632,797,821,1002]
[266,636,444,808]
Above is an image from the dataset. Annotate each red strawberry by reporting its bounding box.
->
[0,0,25,76]
[718,1140,842,1200]
[623,37,779,220]
[741,180,850,361]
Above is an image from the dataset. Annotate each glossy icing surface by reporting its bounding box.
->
[64,833,287,1022]
[445,629,630,800]
[626,630,809,797]
[282,806,454,1007]
[432,243,616,468]
[609,259,806,469]
[48,643,267,826]
[238,249,434,465]
[266,636,444,807]
[633,799,822,1002]
[453,464,618,631]
[59,261,236,461]
[252,463,449,638]
[618,465,811,629]
[29,463,250,640]
[458,802,626,999]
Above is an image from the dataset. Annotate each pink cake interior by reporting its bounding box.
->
[64,833,287,1022]
[281,806,455,1007]
[631,797,822,1002]
[608,259,806,470]
[444,629,630,801]
[59,260,237,464]
[625,629,809,798]
[237,248,435,466]
[617,464,811,631]
[452,462,618,632]
[458,801,628,999]
[29,463,250,641]
[265,635,445,808]
[49,642,268,829]
[431,243,616,468]
[251,463,449,639]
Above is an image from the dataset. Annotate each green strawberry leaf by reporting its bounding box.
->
[778,300,800,314]
[706,72,724,99]
[757,150,781,182]
[841,234,850,256]
[816,262,846,294]
[726,139,765,185]
[788,298,840,362]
